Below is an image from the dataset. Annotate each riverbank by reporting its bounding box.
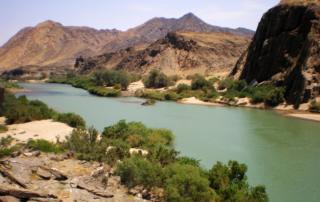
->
[0,119,73,143]
[19,81,320,122]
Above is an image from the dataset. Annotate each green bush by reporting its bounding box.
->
[92,70,130,90]
[309,100,320,113]
[144,70,170,88]
[208,161,268,202]
[176,84,191,94]
[2,94,55,124]
[191,76,212,90]
[27,139,64,153]
[0,136,20,158]
[56,113,86,128]
[164,163,217,202]
[116,156,164,188]
[164,92,180,101]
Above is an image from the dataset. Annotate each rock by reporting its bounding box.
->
[129,148,149,156]
[39,166,67,181]
[0,185,57,200]
[0,196,20,202]
[36,168,51,180]
[230,3,320,108]
[76,176,114,198]
[23,151,41,157]
[237,97,250,106]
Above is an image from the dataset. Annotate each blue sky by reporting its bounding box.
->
[0,0,279,45]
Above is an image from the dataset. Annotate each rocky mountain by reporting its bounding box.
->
[0,13,253,71]
[230,1,320,107]
[75,31,251,76]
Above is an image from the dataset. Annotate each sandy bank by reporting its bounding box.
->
[0,120,73,143]
[179,97,223,106]
[282,112,320,122]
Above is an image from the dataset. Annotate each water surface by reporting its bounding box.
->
[17,83,320,202]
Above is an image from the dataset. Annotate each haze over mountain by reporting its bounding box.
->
[0,13,253,71]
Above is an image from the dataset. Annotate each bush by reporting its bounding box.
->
[164,92,180,101]
[27,139,64,153]
[144,70,170,88]
[0,136,19,158]
[208,161,268,202]
[92,70,130,90]
[264,87,285,106]
[116,156,164,188]
[191,76,212,90]
[164,163,217,202]
[56,113,86,128]
[2,94,55,124]
[309,100,320,113]
[176,84,191,94]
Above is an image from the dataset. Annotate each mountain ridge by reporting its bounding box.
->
[0,13,254,70]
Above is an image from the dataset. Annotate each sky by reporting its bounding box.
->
[0,0,279,46]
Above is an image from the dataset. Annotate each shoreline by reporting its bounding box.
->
[18,81,320,123]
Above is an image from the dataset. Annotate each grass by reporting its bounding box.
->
[27,139,64,153]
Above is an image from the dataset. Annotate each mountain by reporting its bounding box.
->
[230,1,320,107]
[0,13,253,71]
[75,31,250,76]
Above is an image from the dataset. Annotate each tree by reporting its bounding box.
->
[191,76,212,90]
[164,163,217,202]
[144,70,169,88]
[56,112,86,128]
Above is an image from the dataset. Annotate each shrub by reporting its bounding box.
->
[27,139,64,153]
[176,84,191,94]
[92,70,130,90]
[144,70,170,88]
[164,163,217,202]
[0,136,20,158]
[191,76,212,90]
[2,94,55,124]
[56,113,86,128]
[177,156,200,167]
[116,156,164,188]
[309,100,320,113]
[264,87,285,106]
[164,92,180,101]
[208,161,268,202]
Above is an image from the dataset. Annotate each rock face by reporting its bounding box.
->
[0,153,145,202]
[230,3,320,107]
[75,32,250,76]
[0,13,253,71]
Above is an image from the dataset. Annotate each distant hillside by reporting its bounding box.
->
[0,13,253,71]
[75,31,250,76]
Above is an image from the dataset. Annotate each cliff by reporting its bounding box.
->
[230,2,320,107]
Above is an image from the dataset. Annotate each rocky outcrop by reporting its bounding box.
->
[0,13,253,71]
[230,3,320,107]
[0,152,147,202]
[75,31,250,76]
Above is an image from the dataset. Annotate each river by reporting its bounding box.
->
[16,83,320,202]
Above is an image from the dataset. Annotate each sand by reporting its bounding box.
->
[179,97,223,106]
[127,80,145,92]
[0,119,73,143]
[285,113,320,122]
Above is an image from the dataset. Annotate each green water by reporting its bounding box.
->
[17,83,320,202]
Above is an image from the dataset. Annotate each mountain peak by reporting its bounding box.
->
[36,20,62,28]
[180,12,200,20]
